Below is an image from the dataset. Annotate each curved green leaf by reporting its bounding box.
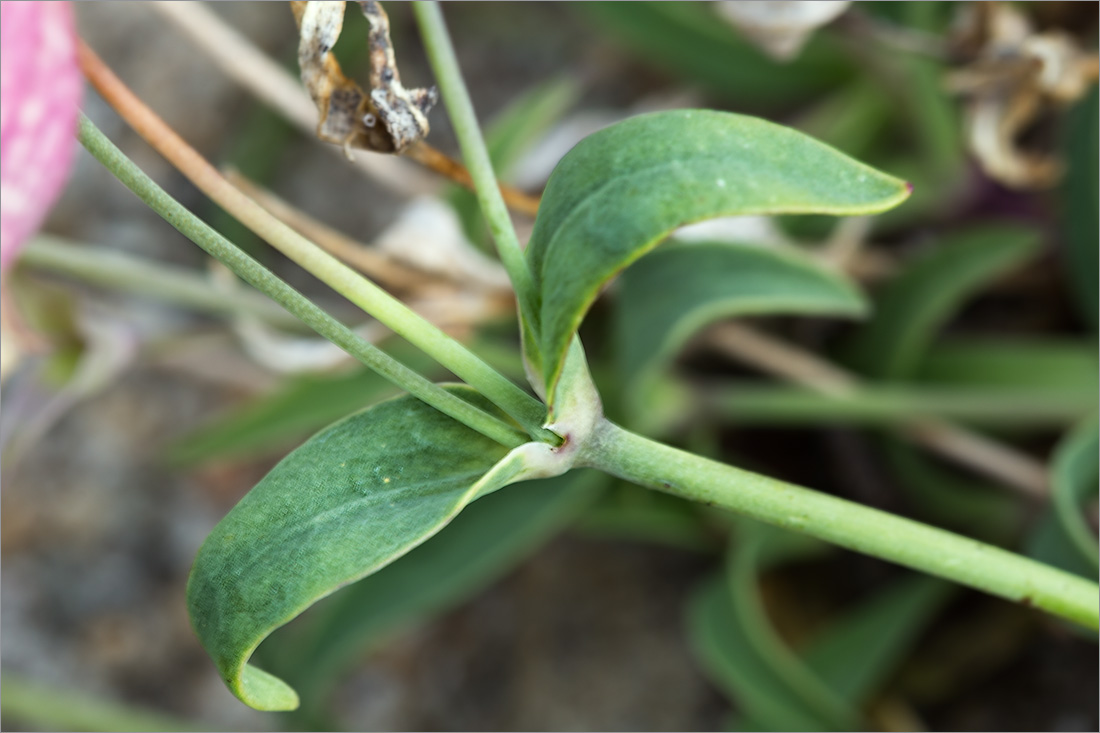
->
[688,524,949,731]
[688,577,833,732]
[1051,419,1100,571]
[724,525,855,731]
[801,576,950,703]
[265,470,605,726]
[686,522,842,732]
[527,109,910,404]
[845,224,1041,379]
[187,386,533,711]
[616,240,867,390]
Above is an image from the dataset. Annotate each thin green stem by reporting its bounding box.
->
[0,674,211,733]
[413,2,537,322]
[21,235,304,331]
[77,114,526,449]
[715,383,1093,427]
[585,418,1100,630]
[77,39,551,442]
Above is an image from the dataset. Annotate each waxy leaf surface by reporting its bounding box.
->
[527,109,909,404]
[187,387,524,711]
[267,471,605,725]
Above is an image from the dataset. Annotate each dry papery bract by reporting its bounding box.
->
[947,2,1099,189]
[291,0,437,155]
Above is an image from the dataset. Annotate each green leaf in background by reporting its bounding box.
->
[574,479,716,553]
[1061,85,1099,330]
[882,440,1023,539]
[917,337,1099,393]
[615,240,867,394]
[793,81,892,161]
[169,344,445,465]
[687,523,846,732]
[689,578,833,732]
[447,76,581,251]
[0,674,211,733]
[578,2,853,107]
[187,386,534,711]
[528,109,910,404]
[1049,419,1100,572]
[846,223,1041,379]
[800,576,950,703]
[267,469,606,728]
[688,523,949,731]
[844,223,1042,535]
[713,383,1091,428]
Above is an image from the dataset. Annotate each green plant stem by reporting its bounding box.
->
[585,418,1100,630]
[77,40,551,443]
[413,2,537,322]
[20,235,304,331]
[77,113,526,449]
[0,674,211,733]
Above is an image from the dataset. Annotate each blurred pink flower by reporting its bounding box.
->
[1,0,82,273]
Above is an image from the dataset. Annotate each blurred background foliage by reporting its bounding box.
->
[1,2,1097,731]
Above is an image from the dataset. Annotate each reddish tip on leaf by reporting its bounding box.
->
[0,1,82,273]
[905,181,915,194]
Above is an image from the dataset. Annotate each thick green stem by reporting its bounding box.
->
[585,419,1100,630]
[21,235,303,331]
[77,114,526,449]
[413,2,538,323]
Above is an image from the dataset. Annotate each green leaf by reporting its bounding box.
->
[574,480,715,553]
[169,345,444,465]
[689,525,949,731]
[187,386,536,711]
[1061,86,1099,329]
[846,224,1041,379]
[268,470,605,726]
[687,523,851,732]
[688,578,833,732]
[917,337,1099,392]
[800,576,950,703]
[616,240,867,391]
[579,2,853,106]
[881,439,1022,539]
[528,109,911,404]
[1050,419,1100,571]
[844,224,1041,536]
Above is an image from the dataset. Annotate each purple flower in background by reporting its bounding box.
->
[1,0,82,273]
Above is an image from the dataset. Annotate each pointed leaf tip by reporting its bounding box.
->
[526,109,910,405]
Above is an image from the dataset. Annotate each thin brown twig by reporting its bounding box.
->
[404,141,541,217]
[222,168,433,292]
[707,322,1049,498]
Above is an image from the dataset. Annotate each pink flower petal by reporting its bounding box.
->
[1,1,82,272]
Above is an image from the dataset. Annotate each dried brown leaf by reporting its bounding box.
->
[291,0,437,155]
